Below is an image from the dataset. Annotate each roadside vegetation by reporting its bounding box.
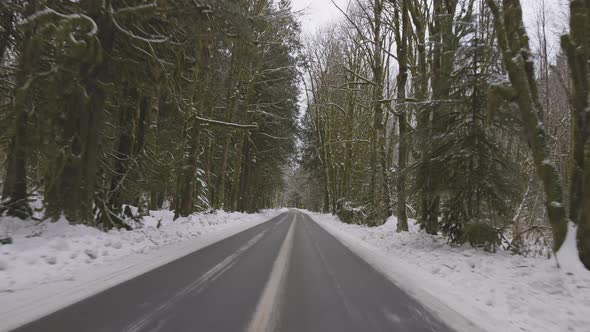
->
[289,0,590,268]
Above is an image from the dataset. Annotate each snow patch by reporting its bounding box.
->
[556,222,590,278]
[304,210,590,332]
[0,208,287,331]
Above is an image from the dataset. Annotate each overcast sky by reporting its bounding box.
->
[290,0,567,117]
[291,0,567,57]
[291,0,350,34]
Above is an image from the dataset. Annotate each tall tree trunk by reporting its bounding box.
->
[45,0,116,226]
[134,95,150,216]
[231,131,247,211]
[105,87,141,222]
[0,3,14,61]
[424,0,446,234]
[420,0,458,234]
[395,0,410,231]
[149,84,164,210]
[134,96,150,156]
[409,0,436,234]
[80,0,115,226]
[370,0,390,224]
[2,111,29,218]
[237,138,252,212]
[343,84,357,201]
[176,22,211,218]
[486,0,568,252]
[561,0,590,268]
[1,1,38,219]
[215,55,243,209]
[216,134,233,208]
[204,135,213,206]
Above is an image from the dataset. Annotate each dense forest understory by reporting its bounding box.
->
[284,0,590,269]
[1,0,590,270]
[0,0,301,227]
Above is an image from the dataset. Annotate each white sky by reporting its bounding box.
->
[291,0,350,34]
[291,0,567,58]
[290,0,567,117]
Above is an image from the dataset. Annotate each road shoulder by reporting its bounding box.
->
[304,211,494,332]
[0,210,288,332]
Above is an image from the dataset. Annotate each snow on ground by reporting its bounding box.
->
[0,208,287,331]
[306,211,590,332]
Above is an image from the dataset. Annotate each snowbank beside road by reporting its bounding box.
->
[0,208,287,331]
[307,211,590,332]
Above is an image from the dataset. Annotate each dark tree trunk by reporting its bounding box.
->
[176,23,211,218]
[105,88,140,221]
[45,0,116,226]
[216,133,233,208]
[237,138,252,212]
[561,0,590,268]
[1,1,38,219]
[395,0,410,232]
[230,132,246,212]
[214,50,239,209]
[408,0,431,232]
[369,0,389,224]
[486,0,568,252]
[0,4,14,61]
[176,121,201,217]
[134,96,150,156]
[2,111,29,218]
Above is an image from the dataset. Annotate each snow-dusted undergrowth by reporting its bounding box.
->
[307,211,590,332]
[0,208,286,330]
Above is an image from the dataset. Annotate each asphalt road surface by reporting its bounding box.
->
[12,211,452,332]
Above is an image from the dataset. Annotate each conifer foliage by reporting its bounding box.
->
[0,0,301,228]
[295,0,590,265]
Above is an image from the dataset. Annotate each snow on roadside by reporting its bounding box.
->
[0,208,287,331]
[306,211,590,332]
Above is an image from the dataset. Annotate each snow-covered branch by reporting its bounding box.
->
[109,5,168,44]
[114,3,158,16]
[194,115,258,129]
[18,8,97,35]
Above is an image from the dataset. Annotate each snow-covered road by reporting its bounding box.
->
[0,209,287,331]
[5,211,456,332]
[308,211,590,332]
[3,209,586,332]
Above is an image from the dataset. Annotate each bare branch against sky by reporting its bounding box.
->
[292,0,567,59]
[291,0,350,34]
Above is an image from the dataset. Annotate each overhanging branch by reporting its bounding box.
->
[194,116,258,129]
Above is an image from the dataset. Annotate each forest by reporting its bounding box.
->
[1,0,590,271]
[284,0,590,269]
[0,0,300,226]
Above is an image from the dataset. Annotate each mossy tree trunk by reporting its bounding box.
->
[561,0,590,268]
[214,50,239,209]
[370,0,391,224]
[105,87,146,221]
[486,0,568,252]
[1,1,39,219]
[0,2,15,61]
[176,22,211,218]
[394,0,410,232]
[408,0,433,233]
